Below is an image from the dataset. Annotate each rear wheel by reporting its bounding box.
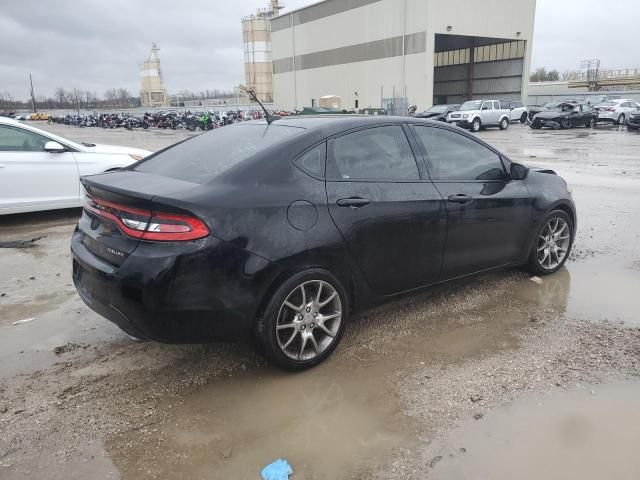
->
[527,210,574,275]
[471,118,481,132]
[587,117,596,128]
[520,112,528,124]
[256,269,348,371]
[499,118,510,130]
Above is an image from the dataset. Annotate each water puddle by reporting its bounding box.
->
[105,274,533,479]
[424,381,640,480]
[516,256,640,326]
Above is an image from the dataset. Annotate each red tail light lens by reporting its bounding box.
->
[85,196,209,242]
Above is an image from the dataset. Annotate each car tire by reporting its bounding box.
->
[560,118,570,129]
[499,118,509,130]
[587,118,596,128]
[471,118,481,132]
[526,210,574,275]
[256,269,348,371]
[520,113,528,124]
[617,114,625,126]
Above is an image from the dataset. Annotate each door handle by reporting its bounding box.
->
[336,197,372,208]
[448,194,473,205]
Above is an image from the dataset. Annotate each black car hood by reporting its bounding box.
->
[534,111,568,120]
[416,112,443,119]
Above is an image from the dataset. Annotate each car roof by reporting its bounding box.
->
[0,116,86,150]
[0,116,20,125]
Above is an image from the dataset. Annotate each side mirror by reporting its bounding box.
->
[44,141,66,153]
[510,162,529,180]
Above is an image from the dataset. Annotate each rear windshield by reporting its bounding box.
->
[135,124,303,183]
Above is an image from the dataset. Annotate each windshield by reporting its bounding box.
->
[459,101,483,111]
[135,124,304,184]
[425,105,448,114]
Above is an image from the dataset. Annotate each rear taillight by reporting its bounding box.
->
[85,196,209,242]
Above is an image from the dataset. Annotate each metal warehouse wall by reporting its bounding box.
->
[271,0,536,110]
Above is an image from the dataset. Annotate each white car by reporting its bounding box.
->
[594,99,640,125]
[0,117,151,215]
[502,100,529,124]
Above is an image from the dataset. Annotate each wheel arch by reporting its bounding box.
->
[254,254,360,328]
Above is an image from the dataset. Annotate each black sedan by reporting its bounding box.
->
[72,116,576,370]
[627,111,640,131]
[527,100,578,121]
[530,102,597,129]
[415,104,460,121]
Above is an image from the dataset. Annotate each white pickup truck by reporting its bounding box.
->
[446,99,511,132]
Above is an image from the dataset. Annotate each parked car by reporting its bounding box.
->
[585,94,621,106]
[446,100,511,132]
[0,116,151,215]
[594,99,640,126]
[501,101,529,123]
[72,116,576,370]
[530,102,597,129]
[626,110,640,131]
[527,100,579,121]
[415,104,460,122]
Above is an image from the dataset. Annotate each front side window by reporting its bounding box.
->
[0,126,49,152]
[328,126,419,181]
[411,126,506,182]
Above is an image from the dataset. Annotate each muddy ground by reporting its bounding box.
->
[1,122,639,479]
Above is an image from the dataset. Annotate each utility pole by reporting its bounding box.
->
[29,74,37,113]
[74,88,80,115]
[580,59,601,91]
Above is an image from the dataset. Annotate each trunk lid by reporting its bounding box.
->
[78,171,203,267]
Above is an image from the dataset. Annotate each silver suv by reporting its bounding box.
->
[446,100,511,132]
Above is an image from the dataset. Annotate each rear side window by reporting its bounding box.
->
[411,126,506,182]
[295,143,326,178]
[136,124,303,183]
[328,126,419,180]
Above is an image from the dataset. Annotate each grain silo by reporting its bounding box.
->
[241,1,284,103]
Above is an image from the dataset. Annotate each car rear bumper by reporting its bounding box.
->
[596,113,618,122]
[71,229,280,343]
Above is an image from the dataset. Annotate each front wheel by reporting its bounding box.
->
[256,270,348,371]
[560,118,570,129]
[499,118,510,130]
[527,210,574,275]
[617,114,625,126]
[471,118,481,132]
[520,113,528,124]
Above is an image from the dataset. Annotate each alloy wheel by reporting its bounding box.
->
[536,217,571,270]
[276,280,342,361]
[472,119,481,132]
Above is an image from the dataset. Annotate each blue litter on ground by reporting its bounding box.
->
[261,459,293,480]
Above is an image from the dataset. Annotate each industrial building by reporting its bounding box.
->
[271,0,537,112]
[139,44,169,108]
[242,1,285,103]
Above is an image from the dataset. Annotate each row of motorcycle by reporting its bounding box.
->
[48,110,267,131]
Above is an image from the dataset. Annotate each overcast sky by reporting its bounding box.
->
[1,0,638,100]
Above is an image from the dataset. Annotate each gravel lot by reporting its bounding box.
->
[1,121,639,479]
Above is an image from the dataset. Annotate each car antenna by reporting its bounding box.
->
[239,84,280,125]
